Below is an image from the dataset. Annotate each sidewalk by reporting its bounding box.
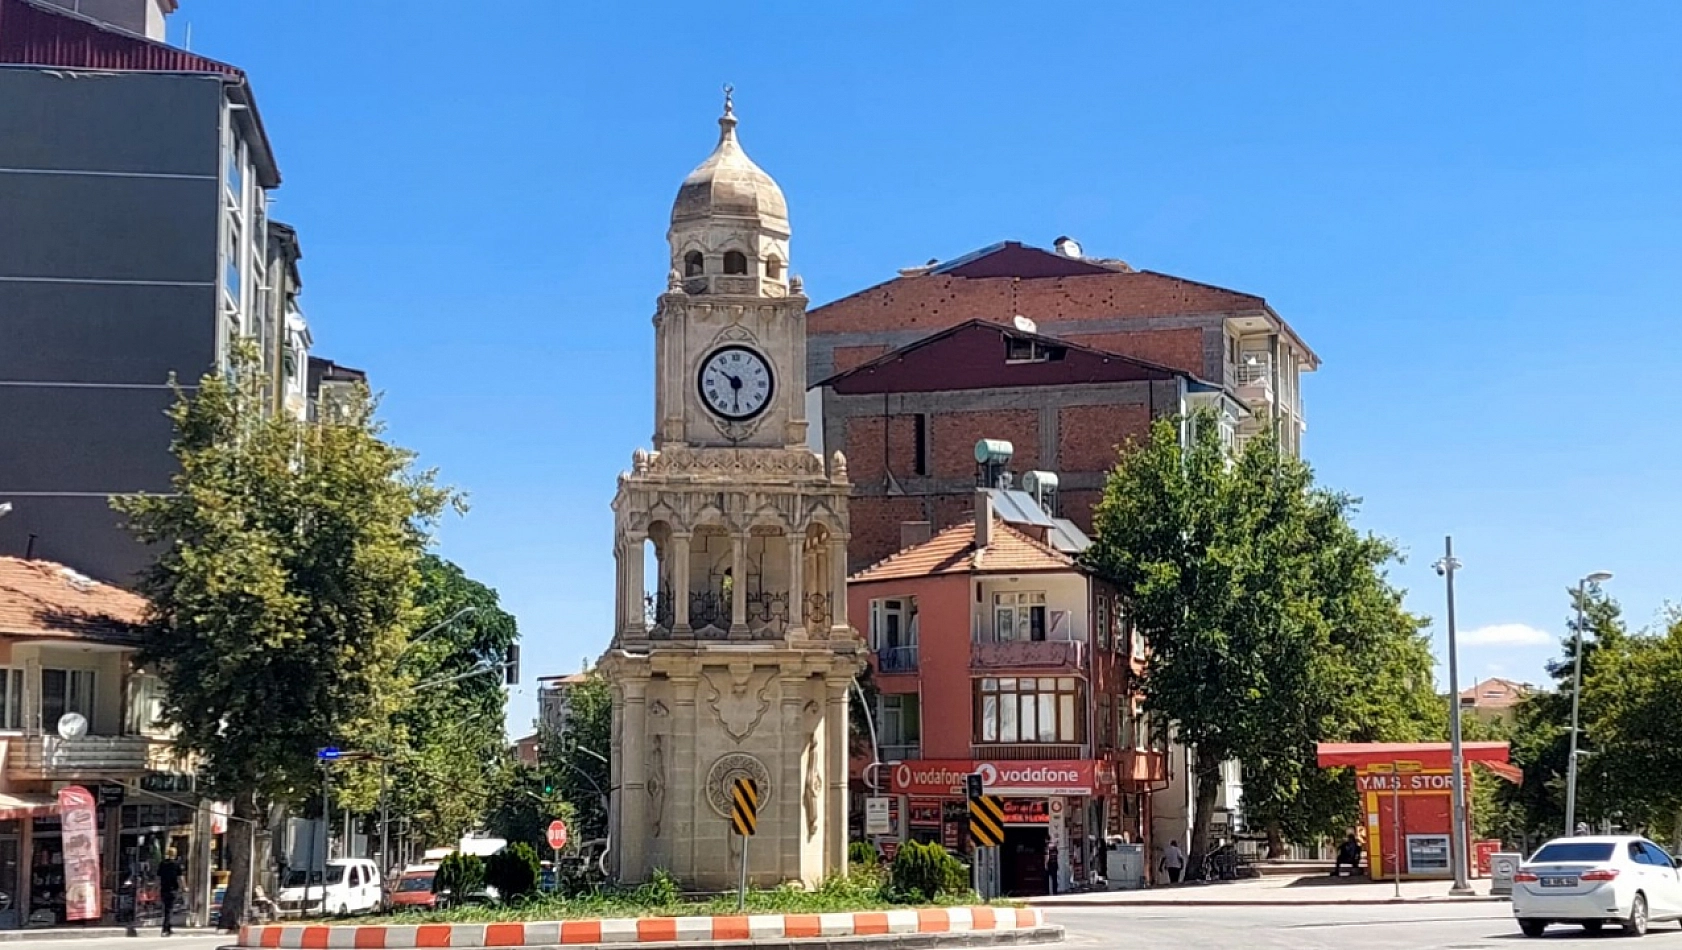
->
[1026,874,1507,907]
[0,928,215,942]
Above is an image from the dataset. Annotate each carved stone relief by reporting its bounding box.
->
[706,752,771,819]
[703,667,776,743]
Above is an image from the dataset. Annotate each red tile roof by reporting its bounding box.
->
[0,556,145,643]
[849,519,1077,584]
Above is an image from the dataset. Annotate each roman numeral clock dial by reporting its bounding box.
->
[698,346,775,422]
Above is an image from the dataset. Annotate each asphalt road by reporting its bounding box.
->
[1050,903,1682,949]
[0,935,224,950]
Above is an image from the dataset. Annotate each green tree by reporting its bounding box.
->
[115,348,455,927]
[1582,611,1682,848]
[1492,588,1625,846]
[548,673,612,846]
[1085,414,1438,864]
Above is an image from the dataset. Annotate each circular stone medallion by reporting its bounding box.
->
[706,753,772,819]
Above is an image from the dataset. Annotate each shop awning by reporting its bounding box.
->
[0,791,59,820]
[1315,741,1510,770]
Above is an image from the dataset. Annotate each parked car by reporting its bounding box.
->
[1513,836,1682,937]
[390,866,441,911]
[275,858,384,917]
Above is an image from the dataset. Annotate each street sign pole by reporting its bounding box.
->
[737,835,749,912]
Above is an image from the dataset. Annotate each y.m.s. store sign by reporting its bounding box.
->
[889,760,1111,797]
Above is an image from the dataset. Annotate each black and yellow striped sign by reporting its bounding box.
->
[730,777,760,836]
[968,794,1005,848]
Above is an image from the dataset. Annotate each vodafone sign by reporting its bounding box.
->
[889,760,1110,796]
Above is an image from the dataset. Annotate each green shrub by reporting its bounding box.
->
[486,843,541,901]
[435,852,485,904]
[633,868,682,907]
[849,841,878,868]
[889,841,968,901]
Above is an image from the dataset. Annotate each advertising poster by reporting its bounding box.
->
[57,785,101,922]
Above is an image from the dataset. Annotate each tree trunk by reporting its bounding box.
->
[1189,746,1223,872]
[217,792,261,931]
[1265,821,1287,860]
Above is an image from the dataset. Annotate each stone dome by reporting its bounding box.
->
[671,101,788,231]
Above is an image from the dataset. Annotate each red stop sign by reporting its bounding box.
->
[546,820,568,850]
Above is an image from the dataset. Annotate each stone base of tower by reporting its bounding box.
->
[600,646,859,889]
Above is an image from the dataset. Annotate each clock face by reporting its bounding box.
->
[698,346,775,421]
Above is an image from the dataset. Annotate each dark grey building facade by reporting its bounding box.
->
[0,0,288,583]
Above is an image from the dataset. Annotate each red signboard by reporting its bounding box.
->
[1000,799,1049,824]
[908,799,942,828]
[1474,839,1500,878]
[1355,771,1460,793]
[889,760,1112,796]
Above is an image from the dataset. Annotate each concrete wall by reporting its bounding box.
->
[0,70,225,583]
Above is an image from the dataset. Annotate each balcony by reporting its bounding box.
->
[876,645,919,674]
[971,639,1084,672]
[8,735,151,781]
[1231,354,1274,408]
[971,743,1087,761]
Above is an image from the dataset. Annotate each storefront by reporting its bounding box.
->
[887,759,1115,896]
[1315,742,1514,881]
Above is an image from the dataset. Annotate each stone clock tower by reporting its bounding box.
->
[599,94,860,889]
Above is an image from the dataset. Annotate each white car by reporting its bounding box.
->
[1513,835,1682,937]
[276,858,384,917]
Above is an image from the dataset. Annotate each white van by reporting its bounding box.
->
[276,858,383,917]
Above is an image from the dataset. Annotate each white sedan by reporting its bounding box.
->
[1513,835,1682,937]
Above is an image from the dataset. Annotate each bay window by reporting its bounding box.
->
[975,676,1084,744]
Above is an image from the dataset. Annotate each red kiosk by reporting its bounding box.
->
[1316,741,1515,880]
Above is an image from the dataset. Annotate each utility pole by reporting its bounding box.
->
[1565,570,1614,837]
[1434,537,1472,897]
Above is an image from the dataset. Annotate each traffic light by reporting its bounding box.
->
[542,776,555,796]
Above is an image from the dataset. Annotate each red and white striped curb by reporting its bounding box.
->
[239,906,1044,947]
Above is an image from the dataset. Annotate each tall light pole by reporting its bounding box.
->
[1565,570,1614,837]
[1434,537,1472,897]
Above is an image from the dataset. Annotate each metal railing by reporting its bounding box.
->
[970,743,1087,760]
[876,645,920,673]
[9,734,151,779]
[804,593,833,630]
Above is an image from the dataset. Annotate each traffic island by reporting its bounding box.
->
[234,907,1057,948]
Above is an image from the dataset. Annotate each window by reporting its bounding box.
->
[1096,596,1110,650]
[911,414,928,476]
[993,592,1047,642]
[723,250,748,275]
[870,598,918,650]
[1098,696,1112,748]
[41,669,95,730]
[880,694,921,748]
[975,676,1083,744]
[1004,337,1064,363]
[1532,842,1613,863]
[0,668,21,730]
[765,257,783,280]
[684,251,704,277]
[224,222,243,302]
[127,673,165,735]
[225,137,244,211]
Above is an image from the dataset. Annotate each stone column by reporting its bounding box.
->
[779,677,806,883]
[671,673,700,878]
[825,676,851,875]
[612,540,626,635]
[608,682,626,880]
[624,532,646,637]
[828,538,850,636]
[786,532,806,638]
[729,532,748,637]
[672,533,691,631]
[619,678,649,882]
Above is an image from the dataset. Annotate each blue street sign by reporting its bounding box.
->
[317,747,341,761]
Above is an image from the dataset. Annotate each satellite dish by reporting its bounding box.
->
[57,713,88,740]
[1012,315,1038,334]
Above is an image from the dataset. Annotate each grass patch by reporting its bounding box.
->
[309,868,1015,925]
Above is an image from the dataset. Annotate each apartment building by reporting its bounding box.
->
[808,239,1317,572]
[849,480,1166,896]
[0,0,337,584]
[0,555,192,929]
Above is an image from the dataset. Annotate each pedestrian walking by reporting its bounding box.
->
[158,848,182,936]
[1044,843,1059,895]
[1160,840,1186,884]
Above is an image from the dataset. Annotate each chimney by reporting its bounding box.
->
[1053,236,1083,259]
[37,0,177,41]
[900,521,932,550]
[975,489,993,550]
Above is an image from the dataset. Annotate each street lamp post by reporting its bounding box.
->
[1565,570,1614,837]
[1434,537,1472,897]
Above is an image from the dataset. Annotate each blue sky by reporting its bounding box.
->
[175,2,1682,732]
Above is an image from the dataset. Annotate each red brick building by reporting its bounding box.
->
[809,240,1317,572]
